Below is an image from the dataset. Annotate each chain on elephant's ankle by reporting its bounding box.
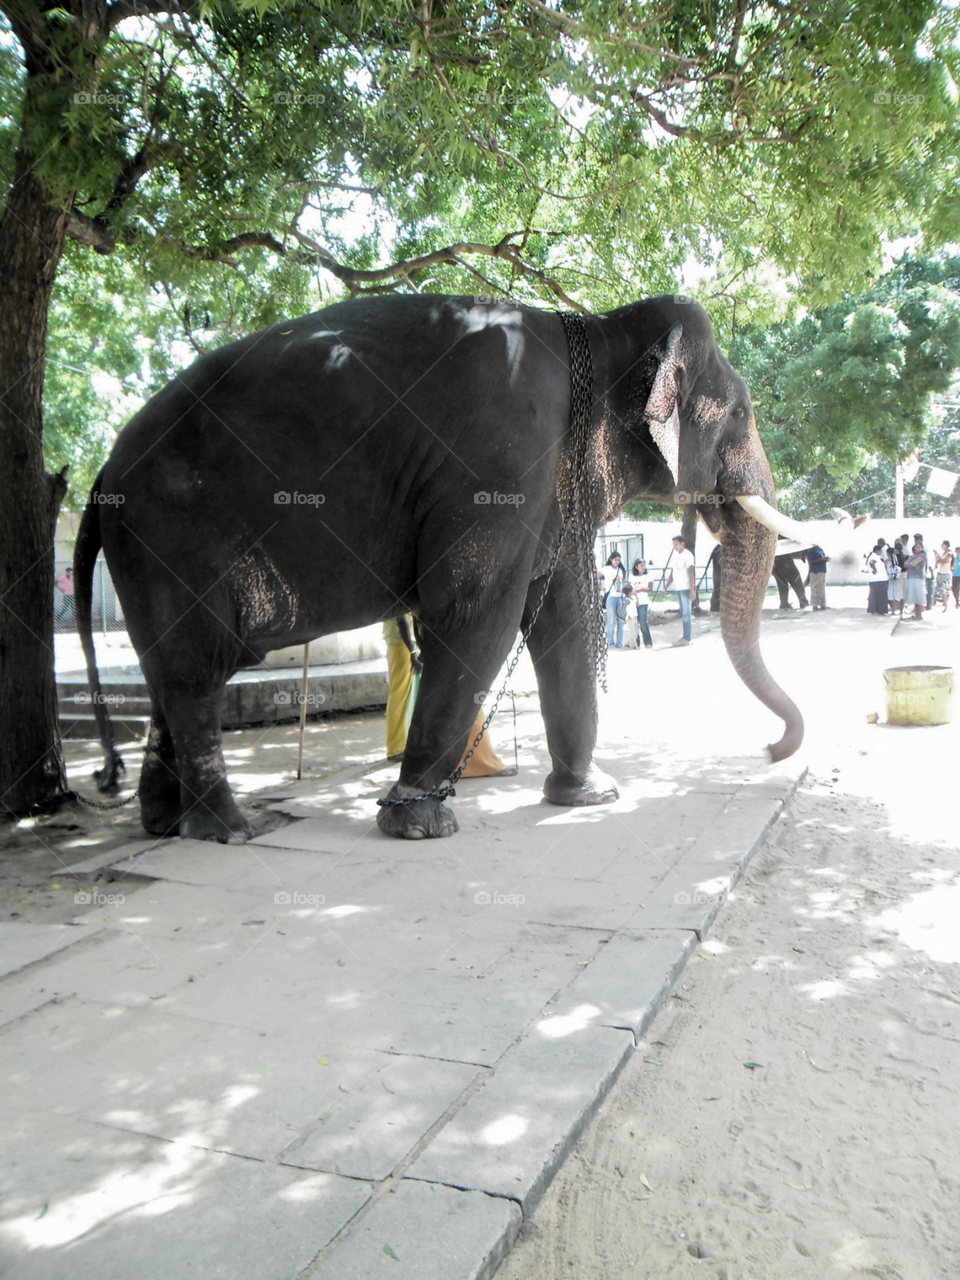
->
[377,783,456,808]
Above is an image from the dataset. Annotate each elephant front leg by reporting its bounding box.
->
[525,565,618,807]
[377,599,527,840]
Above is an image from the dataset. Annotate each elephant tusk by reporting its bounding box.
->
[735,494,812,543]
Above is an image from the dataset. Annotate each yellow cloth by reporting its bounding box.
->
[459,706,507,777]
[385,639,413,757]
[385,623,507,773]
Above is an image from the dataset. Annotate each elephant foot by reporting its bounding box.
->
[141,803,183,838]
[94,750,125,792]
[139,758,182,837]
[543,766,619,808]
[376,784,459,839]
[179,781,251,844]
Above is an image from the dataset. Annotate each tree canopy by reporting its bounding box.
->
[4,0,954,508]
[729,253,960,516]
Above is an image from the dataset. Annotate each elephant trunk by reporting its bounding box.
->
[718,499,804,762]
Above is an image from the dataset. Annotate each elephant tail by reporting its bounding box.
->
[73,480,125,791]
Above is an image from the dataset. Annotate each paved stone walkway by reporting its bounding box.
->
[0,724,802,1278]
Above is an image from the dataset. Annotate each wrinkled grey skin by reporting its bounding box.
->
[74,293,802,842]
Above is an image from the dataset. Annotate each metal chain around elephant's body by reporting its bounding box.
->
[380,311,608,809]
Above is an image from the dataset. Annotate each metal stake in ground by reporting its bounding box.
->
[297,642,309,780]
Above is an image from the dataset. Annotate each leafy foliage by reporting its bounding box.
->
[728,254,960,513]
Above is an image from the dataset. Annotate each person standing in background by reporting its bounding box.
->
[904,538,927,621]
[807,544,829,610]
[601,551,626,648]
[666,534,696,646]
[866,542,889,615]
[922,534,935,608]
[885,545,904,618]
[383,614,516,776]
[952,546,960,609]
[383,614,422,760]
[56,566,75,623]
[630,558,655,648]
[619,584,639,649]
[934,541,953,609]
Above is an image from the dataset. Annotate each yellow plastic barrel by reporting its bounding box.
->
[884,666,953,726]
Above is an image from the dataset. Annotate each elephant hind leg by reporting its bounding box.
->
[140,627,250,843]
[139,700,182,837]
[164,689,251,843]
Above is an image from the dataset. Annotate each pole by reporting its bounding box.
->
[296,642,309,781]
[654,548,675,598]
[895,463,904,523]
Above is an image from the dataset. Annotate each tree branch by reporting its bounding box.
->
[108,0,195,32]
[64,207,134,253]
[63,211,585,307]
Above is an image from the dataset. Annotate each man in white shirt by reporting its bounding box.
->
[666,534,696,645]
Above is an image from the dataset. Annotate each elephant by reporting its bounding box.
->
[772,547,809,609]
[74,293,804,843]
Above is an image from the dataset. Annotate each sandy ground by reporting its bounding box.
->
[502,600,960,1280]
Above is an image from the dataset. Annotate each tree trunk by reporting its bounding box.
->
[0,150,70,814]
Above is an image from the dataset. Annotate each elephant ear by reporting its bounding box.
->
[644,323,683,484]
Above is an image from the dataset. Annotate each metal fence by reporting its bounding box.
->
[55,558,125,634]
[596,531,645,574]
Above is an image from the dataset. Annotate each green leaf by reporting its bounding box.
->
[383,1243,400,1261]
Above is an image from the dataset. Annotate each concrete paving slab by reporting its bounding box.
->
[309,1179,520,1280]
[0,922,103,980]
[106,839,285,886]
[7,928,247,1013]
[58,840,161,877]
[106,878,289,941]
[283,1055,478,1180]
[362,933,603,1066]
[82,1023,389,1161]
[1,1002,219,1124]
[0,977,66,1032]
[406,1022,635,1214]
[625,862,741,938]
[679,771,802,868]
[0,1113,370,1280]
[518,871,663,930]
[541,931,698,1040]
